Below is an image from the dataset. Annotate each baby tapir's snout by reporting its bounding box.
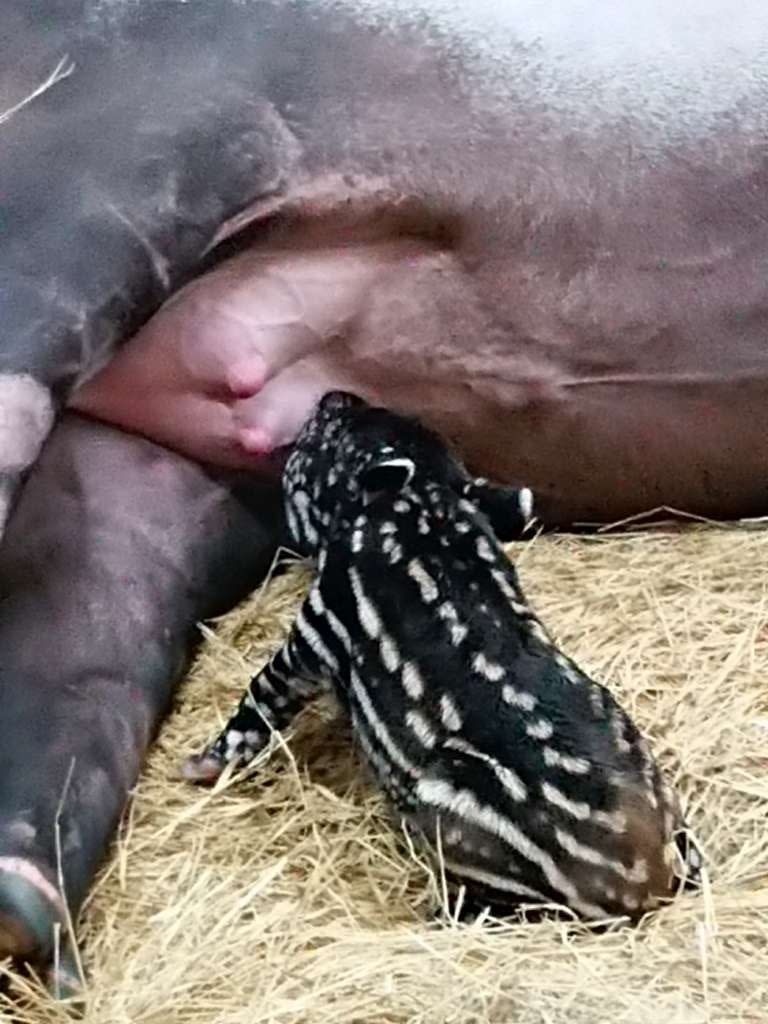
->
[185,390,700,921]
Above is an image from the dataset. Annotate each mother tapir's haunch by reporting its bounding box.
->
[0,0,763,987]
[185,391,700,921]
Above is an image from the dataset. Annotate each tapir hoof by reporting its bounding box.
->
[0,861,63,960]
[45,936,85,1004]
[181,751,228,785]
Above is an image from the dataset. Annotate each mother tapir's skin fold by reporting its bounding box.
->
[1,0,768,984]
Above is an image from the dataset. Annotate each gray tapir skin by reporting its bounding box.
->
[2,0,768,985]
[0,415,282,983]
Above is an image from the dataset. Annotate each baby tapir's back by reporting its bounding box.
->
[318,478,687,920]
[186,390,698,921]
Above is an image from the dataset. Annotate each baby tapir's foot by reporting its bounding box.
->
[184,619,328,786]
[672,826,705,890]
[182,716,271,785]
[182,745,234,785]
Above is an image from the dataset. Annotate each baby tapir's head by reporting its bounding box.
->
[282,391,534,558]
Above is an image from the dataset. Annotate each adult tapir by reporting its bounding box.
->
[1,0,767,990]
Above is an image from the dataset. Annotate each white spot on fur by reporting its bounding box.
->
[402,660,425,699]
[476,535,496,562]
[349,568,383,638]
[407,558,439,603]
[226,730,244,750]
[380,634,401,672]
[439,601,458,621]
[440,693,463,731]
[541,782,591,820]
[451,624,468,645]
[542,747,591,775]
[406,709,437,748]
[502,685,537,712]
[388,542,403,564]
[472,652,505,682]
[526,718,554,741]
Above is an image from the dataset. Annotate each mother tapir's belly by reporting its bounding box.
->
[57,0,768,526]
[70,206,768,527]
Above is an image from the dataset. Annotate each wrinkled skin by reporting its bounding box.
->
[1,0,768,986]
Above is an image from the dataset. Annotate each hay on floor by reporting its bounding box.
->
[3,524,768,1023]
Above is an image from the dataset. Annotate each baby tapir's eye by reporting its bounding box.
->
[361,458,416,505]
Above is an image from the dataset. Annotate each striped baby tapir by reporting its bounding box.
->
[185,390,701,921]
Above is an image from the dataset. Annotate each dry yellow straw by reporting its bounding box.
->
[3,526,767,1023]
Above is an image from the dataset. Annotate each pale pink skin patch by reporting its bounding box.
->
[0,856,65,916]
[70,239,422,468]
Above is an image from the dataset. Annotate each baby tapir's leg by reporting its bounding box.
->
[183,585,333,783]
[0,413,282,982]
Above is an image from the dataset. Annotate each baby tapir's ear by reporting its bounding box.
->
[463,478,534,541]
[361,457,416,505]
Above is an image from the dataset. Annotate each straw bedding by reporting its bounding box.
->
[3,523,767,1023]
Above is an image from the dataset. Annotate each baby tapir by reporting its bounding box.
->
[185,391,700,921]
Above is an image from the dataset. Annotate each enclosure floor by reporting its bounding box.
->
[3,524,767,1023]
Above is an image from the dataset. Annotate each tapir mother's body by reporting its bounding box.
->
[2,0,768,527]
[0,0,766,987]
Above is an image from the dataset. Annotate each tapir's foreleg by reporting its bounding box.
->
[0,413,282,976]
[184,586,332,783]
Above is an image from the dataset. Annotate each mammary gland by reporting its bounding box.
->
[185,391,700,921]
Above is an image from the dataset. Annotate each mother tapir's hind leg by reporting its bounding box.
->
[0,413,282,987]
